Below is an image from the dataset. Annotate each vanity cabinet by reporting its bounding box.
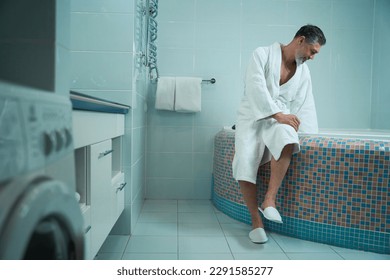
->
[73,109,126,259]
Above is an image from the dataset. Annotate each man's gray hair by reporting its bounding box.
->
[295,24,326,46]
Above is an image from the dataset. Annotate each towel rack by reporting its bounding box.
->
[144,1,215,86]
[146,0,159,80]
[202,78,216,84]
[151,77,216,85]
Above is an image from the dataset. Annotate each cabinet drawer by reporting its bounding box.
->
[80,203,92,259]
[84,228,92,260]
[88,139,112,257]
[112,172,125,222]
[73,110,125,149]
[80,204,91,229]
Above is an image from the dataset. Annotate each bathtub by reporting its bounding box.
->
[212,128,390,254]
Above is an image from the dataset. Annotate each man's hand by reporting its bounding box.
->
[272,112,300,131]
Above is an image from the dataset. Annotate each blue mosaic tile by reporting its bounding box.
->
[212,130,390,254]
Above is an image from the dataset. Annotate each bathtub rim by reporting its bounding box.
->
[300,128,390,141]
[223,127,390,141]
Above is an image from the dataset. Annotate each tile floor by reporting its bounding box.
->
[95,199,390,260]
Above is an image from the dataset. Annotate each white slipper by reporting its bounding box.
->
[258,206,283,223]
[249,228,268,244]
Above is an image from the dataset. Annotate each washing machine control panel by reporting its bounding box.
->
[0,88,73,183]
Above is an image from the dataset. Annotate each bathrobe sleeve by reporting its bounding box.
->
[291,66,319,133]
[244,48,282,121]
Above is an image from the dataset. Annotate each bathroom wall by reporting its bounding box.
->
[371,0,390,130]
[146,0,384,199]
[114,0,149,234]
[70,0,147,234]
[70,0,134,106]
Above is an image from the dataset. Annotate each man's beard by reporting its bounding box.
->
[295,57,305,65]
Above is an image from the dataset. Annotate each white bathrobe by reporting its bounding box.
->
[232,42,318,184]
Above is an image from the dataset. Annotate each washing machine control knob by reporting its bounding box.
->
[63,128,72,148]
[55,130,63,151]
[43,132,54,156]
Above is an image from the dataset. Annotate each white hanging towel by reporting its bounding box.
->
[155,77,176,111]
[175,77,202,112]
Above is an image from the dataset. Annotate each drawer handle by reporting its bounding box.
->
[116,182,127,193]
[85,225,91,234]
[98,149,113,158]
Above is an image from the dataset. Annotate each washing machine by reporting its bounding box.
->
[0,83,84,259]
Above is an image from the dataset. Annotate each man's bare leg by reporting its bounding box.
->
[261,144,294,210]
[239,180,264,229]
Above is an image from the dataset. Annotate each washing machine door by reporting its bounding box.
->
[0,176,84,260]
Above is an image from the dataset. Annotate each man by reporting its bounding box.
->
[232,25,326,243]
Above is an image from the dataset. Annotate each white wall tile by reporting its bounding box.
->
[193,153,213,179]
[147,126,193,153]
[332,0,374,29]
[287,0,332,28]
[371,0,390,129]
[70,13,133,52]
[131,126,146,165]
[71,0,133,13]
[241,0,288,25]
[195,22,241,50]
[147,104,194,127]
[158,48,195,76]
[195,0,241,24]
[70,51,133,90]
[193,126,221,153]
[158,0,195,22]
[147,153,193,178]
[158,21,195,49]
[146,178,194,199]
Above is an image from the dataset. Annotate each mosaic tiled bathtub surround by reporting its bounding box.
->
[212,129,390,254]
